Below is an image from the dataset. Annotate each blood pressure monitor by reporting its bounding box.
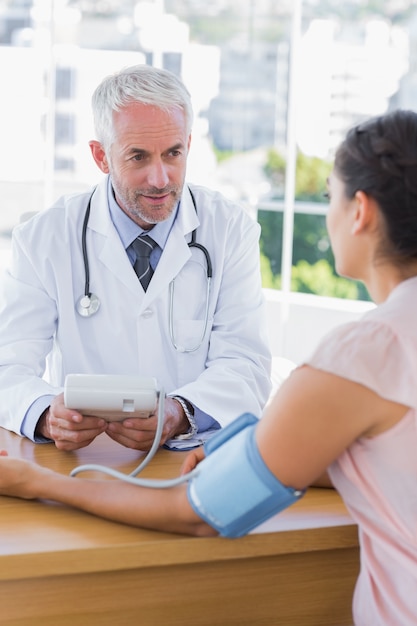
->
[64,374,158,421]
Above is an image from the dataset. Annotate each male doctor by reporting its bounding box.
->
[0,64,271,452]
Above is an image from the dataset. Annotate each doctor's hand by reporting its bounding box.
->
[35,393,108,451]
[104,397,191,451]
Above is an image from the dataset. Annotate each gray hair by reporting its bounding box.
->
[92,64,194,149]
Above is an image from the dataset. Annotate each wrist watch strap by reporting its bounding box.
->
[170,395,198,440]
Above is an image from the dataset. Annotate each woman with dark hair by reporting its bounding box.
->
[1,109,417,624]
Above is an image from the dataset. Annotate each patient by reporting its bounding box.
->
[1,109,417,625]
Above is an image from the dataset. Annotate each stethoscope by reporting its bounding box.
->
[76,187,213,352]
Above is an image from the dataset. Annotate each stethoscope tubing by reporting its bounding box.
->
[81,197,92,298]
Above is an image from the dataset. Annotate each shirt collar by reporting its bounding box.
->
[107,177,177,250]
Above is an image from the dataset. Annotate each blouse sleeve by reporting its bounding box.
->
[304,319,417,410]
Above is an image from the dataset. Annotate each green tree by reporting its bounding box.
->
[295,153,332,202]
[291,259,359,299]
[260,251,281,290]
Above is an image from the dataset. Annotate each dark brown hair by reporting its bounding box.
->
[335,109,417,260]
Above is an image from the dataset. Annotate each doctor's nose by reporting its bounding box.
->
[146,161,170,189]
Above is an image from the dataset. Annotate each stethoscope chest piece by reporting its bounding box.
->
[76,293,101,317]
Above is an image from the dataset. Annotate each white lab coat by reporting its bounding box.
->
[0,177,271,438]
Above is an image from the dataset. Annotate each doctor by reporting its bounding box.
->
[0,64,271,452]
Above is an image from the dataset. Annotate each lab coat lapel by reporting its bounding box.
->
[100,227,136,292]
[87,178,139,293]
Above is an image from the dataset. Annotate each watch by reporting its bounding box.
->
[170,395,198,440]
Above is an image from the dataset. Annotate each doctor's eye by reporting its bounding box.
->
[323,191,330,200]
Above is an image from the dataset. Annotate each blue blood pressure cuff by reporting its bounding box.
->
[187,413,305,538]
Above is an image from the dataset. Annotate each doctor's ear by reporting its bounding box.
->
[89,141,110,173]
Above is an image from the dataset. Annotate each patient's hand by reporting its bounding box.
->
[0,451,51,500]
[181,446,206,475]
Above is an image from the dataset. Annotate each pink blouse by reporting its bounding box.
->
[305,276,417,625]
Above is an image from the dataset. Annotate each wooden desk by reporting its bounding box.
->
[0,428,359,626]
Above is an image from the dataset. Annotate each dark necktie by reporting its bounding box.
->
[131,235,157,291]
